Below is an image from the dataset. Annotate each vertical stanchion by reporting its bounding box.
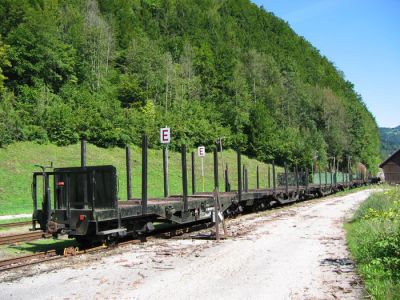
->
[182,145,188,213]
[268,166,271,189]
[256,166,260,190]
[305,167,309,192]
[141,136,148,215]
[272,161,276,193]
[295,165,299,193]
[318,163,322,188]
[225,164,230,192]
[244,168,248,192]
[191,152,196,194]
[126,146,132,200]
[325,170,328,187]
[242,165,245,190]
[213,148,219,189]
[163,146,169,197]
[237,149,242,202]
[284,162,289,195]
[81,139,87,205]
[218,138,225,190]
[81,139,86,167]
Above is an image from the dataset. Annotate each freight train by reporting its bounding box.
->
[31,139,369,244]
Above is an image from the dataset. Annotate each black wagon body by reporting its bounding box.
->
[32,165,230,242]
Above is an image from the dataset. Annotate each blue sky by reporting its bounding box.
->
[252,0,400,128]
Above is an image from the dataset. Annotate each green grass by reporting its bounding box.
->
[0,142,276,215]
[346,187,400,299]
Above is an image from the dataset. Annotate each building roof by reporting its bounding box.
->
[379,148,400,168]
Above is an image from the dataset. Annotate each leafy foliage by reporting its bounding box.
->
[0,0,380,171]
[380,126,400,159]
[347,188,400,299]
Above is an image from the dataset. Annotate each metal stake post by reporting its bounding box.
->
[244,168,248,192]
[126,146,132,200]
[318,163,322,188]
[81,139,86,167]
[191,152,196,194]
[237,149,242,202]
[141,136,148,215]
[182,145,188,213]
[81,139,87,205]
[242,165,245,190]
[225,164,230,192]
[284,162,289,195]
[268,166,271,189]
[256,166,260,190]
[305,167,309,193]
[218,138,225,189]
[272,161,276,193]
[213,148,219,189]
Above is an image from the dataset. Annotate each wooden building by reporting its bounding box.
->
[380,149,400,184]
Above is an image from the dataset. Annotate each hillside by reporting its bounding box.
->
[380,126,400,159]
[0,0,380,171]
[0,142,272,215]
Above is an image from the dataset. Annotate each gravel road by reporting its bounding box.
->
[0,190,373,300]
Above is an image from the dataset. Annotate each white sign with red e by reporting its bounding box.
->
[160,127,170,144]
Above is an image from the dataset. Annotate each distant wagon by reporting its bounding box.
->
[379,149,400,184]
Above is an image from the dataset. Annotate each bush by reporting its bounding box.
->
[21,125,48,144]
[346,188,400,299]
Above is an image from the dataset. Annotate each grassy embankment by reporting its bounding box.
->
[0,142,275,216]
[346,187,400,299]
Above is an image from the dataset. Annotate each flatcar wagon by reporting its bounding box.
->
[31,140,370,244]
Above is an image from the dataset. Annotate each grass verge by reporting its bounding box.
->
[345,186,400,299]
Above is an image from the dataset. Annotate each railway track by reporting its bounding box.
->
[0,231,49,245]
[0,250,58,272]
[0,222,209,273]
[0,221,31,229]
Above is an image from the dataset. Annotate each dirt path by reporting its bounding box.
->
[0,190,373,300]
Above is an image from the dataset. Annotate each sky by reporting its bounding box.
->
[252,0,400,128]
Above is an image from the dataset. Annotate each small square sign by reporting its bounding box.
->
[160,127,170,144]
[198,146,205,157]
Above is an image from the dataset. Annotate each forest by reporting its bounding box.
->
[380,126,400,159]
[0,0,381,171]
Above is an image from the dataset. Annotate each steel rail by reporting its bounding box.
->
[0,232,49,245]
[0,221,31,229]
